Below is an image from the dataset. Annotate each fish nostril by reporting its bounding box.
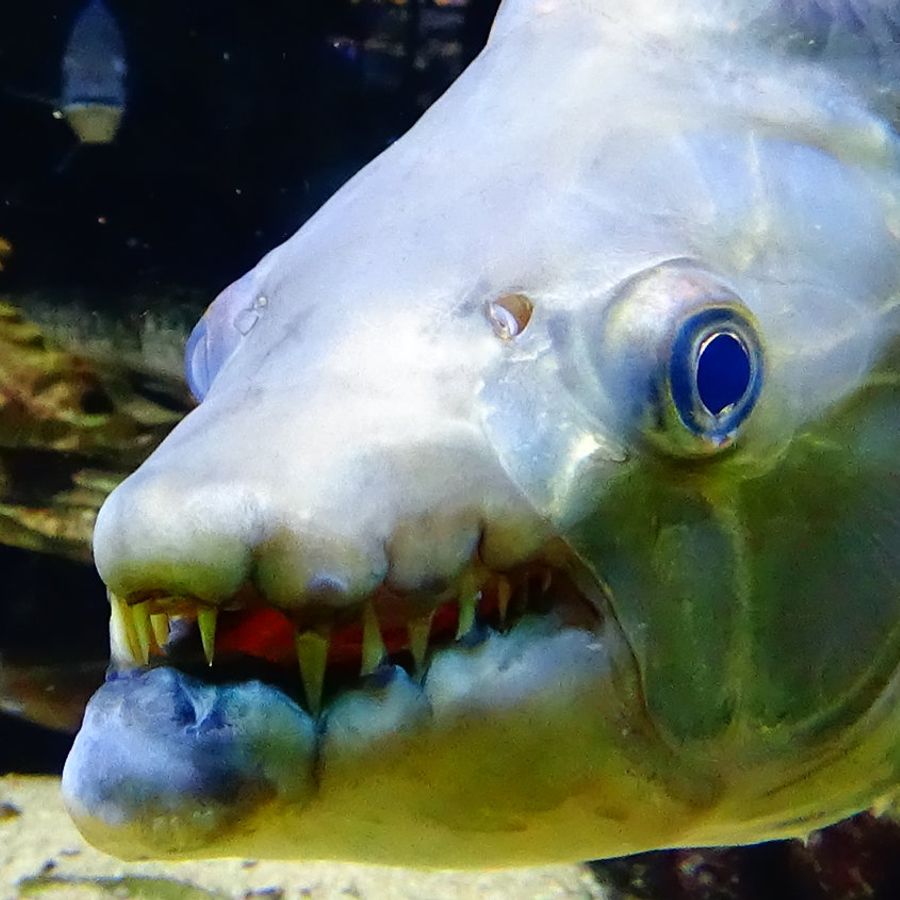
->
[486,292,534,340]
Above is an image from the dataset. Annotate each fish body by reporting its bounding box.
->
[60,0,126,144]
[62,0,900,866]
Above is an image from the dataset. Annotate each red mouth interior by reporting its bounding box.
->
[213,600,477,671]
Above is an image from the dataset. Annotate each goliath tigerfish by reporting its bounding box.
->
[63,0,900,867]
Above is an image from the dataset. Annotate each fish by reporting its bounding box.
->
[61,0,900,868]
[59,0,127,145]
[3,0,127,147]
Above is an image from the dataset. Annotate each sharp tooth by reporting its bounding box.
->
[496,576,511,626]
[130,601,152,665]
[407,613,433,677]
[295,628,329,717]
[150,613,170,649]
[456,568,487,639]
[456,590,481,640]
[361,602,386,675]
[109,591,140,666]
[197,608,218,666]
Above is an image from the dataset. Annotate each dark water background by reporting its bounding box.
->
[0,0,498,292]
[0,0,499,773]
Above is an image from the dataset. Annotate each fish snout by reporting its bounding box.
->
[92,407,547,681]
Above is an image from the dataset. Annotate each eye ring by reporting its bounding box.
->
[668,306,763,447]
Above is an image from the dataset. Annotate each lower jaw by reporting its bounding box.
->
[62,609,686,865]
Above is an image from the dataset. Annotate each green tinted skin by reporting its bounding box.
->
[566,337,900,830]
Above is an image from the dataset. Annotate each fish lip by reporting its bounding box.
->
[62,665,319,858]
[64,607,625,861]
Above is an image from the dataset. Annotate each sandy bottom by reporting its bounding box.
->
[0,775,608,900]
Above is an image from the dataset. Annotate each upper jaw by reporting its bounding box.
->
[104,539,610,719]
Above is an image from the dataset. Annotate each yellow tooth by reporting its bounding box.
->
[150,613,170,649]
[496,576,511,626]
[197,608,218,666]
[456,588,479,640]
[130,601,152,665]
[295,628,329,717]
[456,568,487,639]
[109,591,140,666]
[407,613,433,677]
[361,602,386,676]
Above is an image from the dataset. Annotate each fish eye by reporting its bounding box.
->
[184,273,265,402]
[668,307,763,448]
[696,332,751,415]
[595,261,766,457]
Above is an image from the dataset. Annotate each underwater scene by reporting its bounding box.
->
[1,1,899,898]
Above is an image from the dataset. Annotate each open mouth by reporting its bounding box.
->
[107,548,607,718]
[66,543,644,864]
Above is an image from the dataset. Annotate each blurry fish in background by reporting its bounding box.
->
[56,0,127,145]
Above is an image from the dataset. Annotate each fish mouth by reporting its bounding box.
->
[107,546,607,720]
[63,547,650,863]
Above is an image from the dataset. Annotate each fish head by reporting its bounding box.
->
[63,0,900,865]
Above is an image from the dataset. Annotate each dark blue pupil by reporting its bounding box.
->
[696,332,751,415]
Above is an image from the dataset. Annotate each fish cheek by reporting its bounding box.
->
[563,468,743,746]
[737,349,900,736]
[563,337,899,764]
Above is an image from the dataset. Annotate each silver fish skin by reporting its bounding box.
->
[63,0,900,867]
